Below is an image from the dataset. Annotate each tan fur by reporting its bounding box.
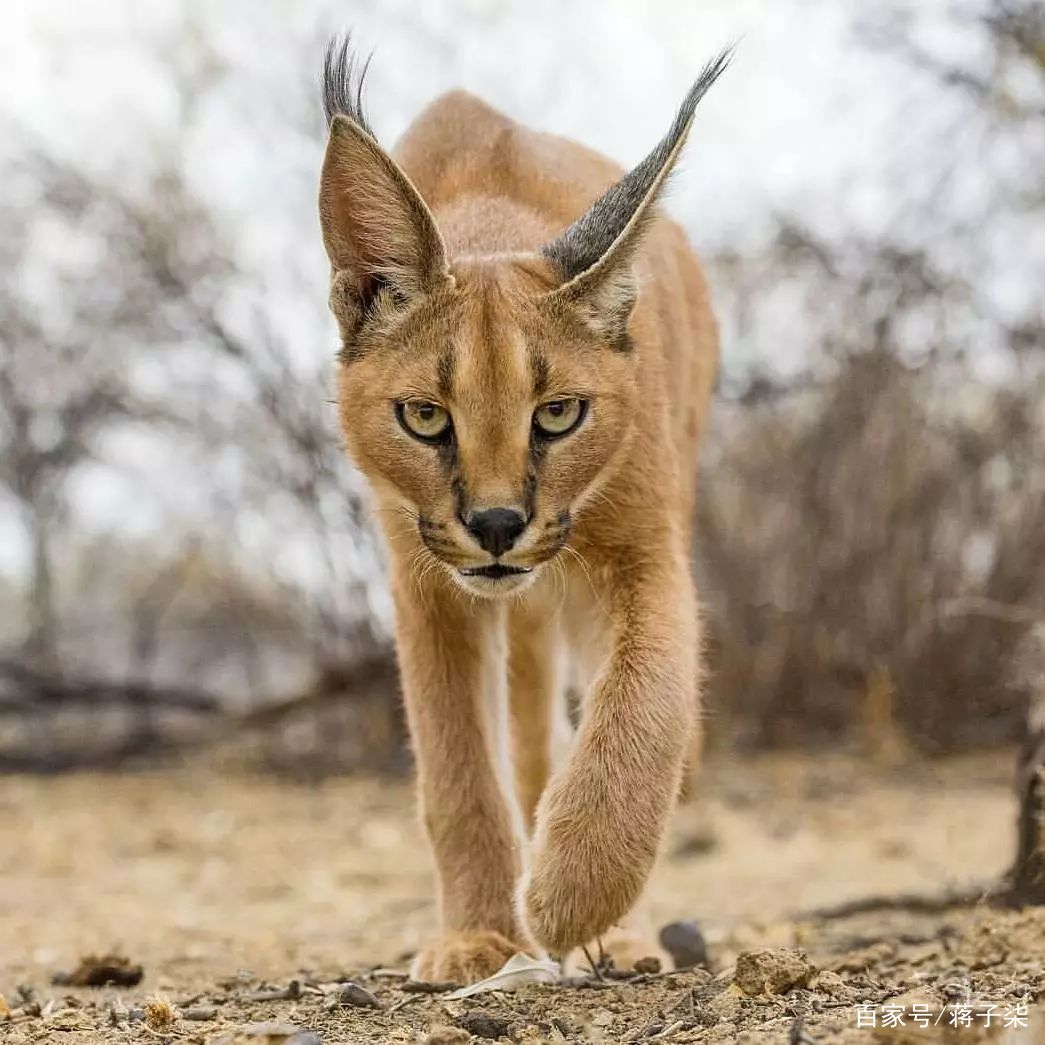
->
[319,75,719,979]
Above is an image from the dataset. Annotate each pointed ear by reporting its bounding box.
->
[540,48,733,344]
[319,116,450,325]
[318,40,450,337]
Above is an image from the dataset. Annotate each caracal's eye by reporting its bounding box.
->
[397,400,451,442]
[534,397,586,438]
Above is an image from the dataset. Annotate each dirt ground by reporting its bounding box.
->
[2,750,1043,1043]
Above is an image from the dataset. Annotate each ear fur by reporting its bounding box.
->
[540,48,734,343]
[318,38,451,340]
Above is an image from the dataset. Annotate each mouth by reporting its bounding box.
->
[458,564,534,580]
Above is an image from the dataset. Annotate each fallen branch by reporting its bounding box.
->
[795,882,999,922]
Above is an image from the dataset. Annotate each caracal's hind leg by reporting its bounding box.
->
[680,714,705,801]
[508,596,567,830]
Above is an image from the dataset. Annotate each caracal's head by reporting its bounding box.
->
[318,43,730,599]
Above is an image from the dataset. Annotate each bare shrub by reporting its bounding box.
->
[700,230,1044,751]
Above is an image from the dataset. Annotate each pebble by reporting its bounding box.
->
[241,1022,320,1043]
[425,1027,470,1045]
[733,947,817,995]
[454,1010,511,1039]
[336,982,382,1009]
[659,920,709,968]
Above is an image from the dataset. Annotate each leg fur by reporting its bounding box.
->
[520,543,699,956]
[508,598,564,829]
[390,560,531,981]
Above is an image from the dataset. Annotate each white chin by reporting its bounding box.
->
[453,569,538,599]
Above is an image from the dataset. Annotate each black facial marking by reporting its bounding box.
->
[523,469,538,521]
[530,349,550,397]
[529,510,572,562]
[436,350,455,400]
[450,473,467,522]
[418,514,458,559]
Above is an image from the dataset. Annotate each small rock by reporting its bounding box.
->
[336,982,382,1009]
[182,1006,218,1021]
[455,1010,511,1039]
[633,955,662,975]
[659,920,709,969]
[44,1010,89,1032]
[733,947,816,996]
[591,1008,615,1027]
[813,970,850,997]
[551,1016,576,1037]
[107,998,129,1026]
[240,1024,321,1045]
[706,986,742,1022]
[425,1027,470,1045]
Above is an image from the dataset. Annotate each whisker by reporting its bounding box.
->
[583,485,619,517]
[562,543,595,592]
[552,554,568,605]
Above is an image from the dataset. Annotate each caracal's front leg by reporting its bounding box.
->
[508,597,565,829]
[520,544,699,956]
[391,565,531,981]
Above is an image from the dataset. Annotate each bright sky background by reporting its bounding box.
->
[1,0,1036,605]
[2,0,925,256]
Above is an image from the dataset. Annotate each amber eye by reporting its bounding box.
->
[397,400,451,442]
[533,398,586,438]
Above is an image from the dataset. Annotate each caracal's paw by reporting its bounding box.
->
[410,930,522,984]
[520,840,647,957]
[599,921,669,974]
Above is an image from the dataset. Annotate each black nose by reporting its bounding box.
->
[465,508,527,557]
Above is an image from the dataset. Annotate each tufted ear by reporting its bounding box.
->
[540,48,733,345]
[318,40,451,340]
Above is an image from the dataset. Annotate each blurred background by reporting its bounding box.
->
[2,0,1043,775]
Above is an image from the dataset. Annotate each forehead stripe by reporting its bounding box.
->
[436,349,455,399]
[530,348,550,397]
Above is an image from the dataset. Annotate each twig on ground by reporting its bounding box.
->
[388,993,424,1014]
[400,980,459,994]
[581,944,605,982]
[796,882,998,921]
[244,980,301,1002]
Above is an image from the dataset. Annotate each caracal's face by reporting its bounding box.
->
[339,259,638,598]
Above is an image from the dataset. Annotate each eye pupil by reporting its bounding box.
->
[398,401,450,442]
[534,398,585,438]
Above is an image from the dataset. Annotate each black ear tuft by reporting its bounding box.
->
[543,47,734,286]
[318,43,451,338]
[322,34,375,136]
